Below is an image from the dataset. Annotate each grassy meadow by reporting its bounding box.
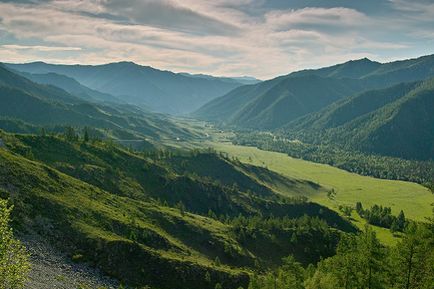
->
[210,142,433,244]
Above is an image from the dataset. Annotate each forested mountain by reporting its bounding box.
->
[194,75,364,129]
[283,78,434,160]
[6,62,247,115]
[194,54,434,130]
[0,130,353,289]
[0,65,200,143]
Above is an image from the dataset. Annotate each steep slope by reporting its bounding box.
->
[287,81,420,132]
[6,62,244,115]
[194,54,434,130]
[286,78,434,160]
[194,75,363,129]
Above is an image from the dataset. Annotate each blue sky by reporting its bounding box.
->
[0,0,433,79]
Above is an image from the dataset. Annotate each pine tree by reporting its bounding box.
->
[83,127,90,143]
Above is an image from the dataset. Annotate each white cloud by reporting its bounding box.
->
[0,0,431,79]
[2,44,82,51]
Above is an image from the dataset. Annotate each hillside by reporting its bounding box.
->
[6,62,246,115]
[0,130,354,288]
[285,78,434,160]
[194,54,434,130]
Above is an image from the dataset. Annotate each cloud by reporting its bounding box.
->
[0,0,432,78]
[2,44,82,51]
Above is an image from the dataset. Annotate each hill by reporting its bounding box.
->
[0,130,354,288]
[194,54,434,130]
[6,62,247,115]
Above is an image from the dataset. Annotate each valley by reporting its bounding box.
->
[1,51,433,289]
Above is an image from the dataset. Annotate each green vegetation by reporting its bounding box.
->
[356,202,406,232]
[233,131,434,186]
[249,222,434,289]
[284,78,434,160]
[210,142,434,244]
[0,199,30,288]
[0,130,356,288]
[2,54,434,289]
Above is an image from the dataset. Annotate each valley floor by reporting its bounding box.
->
[208,141,434,244]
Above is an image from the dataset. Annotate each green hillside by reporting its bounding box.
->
[0,130,355,288]
[285,78,434,160]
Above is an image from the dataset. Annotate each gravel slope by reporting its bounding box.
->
[21,235,120,289]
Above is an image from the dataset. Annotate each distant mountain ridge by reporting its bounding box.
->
[0,64,199,142]
[6,61,255,115]
[14,71,122,104]
[179,72,261,85]
[194,54,434,130]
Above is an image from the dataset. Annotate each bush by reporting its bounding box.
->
[0,199,30,288]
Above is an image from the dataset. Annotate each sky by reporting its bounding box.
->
[0,0,433,79]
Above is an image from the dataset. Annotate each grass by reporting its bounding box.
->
[210,142,434,244]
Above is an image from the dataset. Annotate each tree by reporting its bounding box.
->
[0,199,30,288]
[391,222,434,289]
[305,225,386,289]
[64,126,77,142]
[83,127,90,143]
[396,210,406,231]
[176,201,186,217]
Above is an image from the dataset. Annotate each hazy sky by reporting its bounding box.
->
[1,0,433,79]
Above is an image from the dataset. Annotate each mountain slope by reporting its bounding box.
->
[0,65,200,142]
[6,62,246,115]
[194,54,434,130]
[285,78,434,160]
[194,75,363,129]
[0,131,354,288]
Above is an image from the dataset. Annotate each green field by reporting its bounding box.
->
[210,142,433,242]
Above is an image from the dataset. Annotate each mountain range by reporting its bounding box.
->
[0,64,202,144]
[6,62,257,115]
[194,54,434,160]
[194,54,434,130]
